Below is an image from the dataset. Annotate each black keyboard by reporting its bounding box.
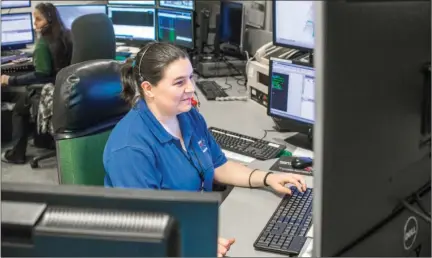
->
[1,50,22,57]
[209,127,286,160]
[196,80,228,100]
[254,187,313,255]
[1,63,35,76]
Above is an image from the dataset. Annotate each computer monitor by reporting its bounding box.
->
[314,1,431,257]
[1,0,30,9]
[56,5,107,30]
[217,1,245,54]
[108,1,155,6]
[267,58,314,150]
[157,9,194,49]
[107,6,156,44]
[159,0,194,11]
[1,13,34,51]
[1,182,220,257]
[273,1,314,51]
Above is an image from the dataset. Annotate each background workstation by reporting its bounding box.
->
[1,0,431,257]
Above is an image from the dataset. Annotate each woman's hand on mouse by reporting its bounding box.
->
[266,173,307,195]
[1,75,10,86]
[217,237,235,257]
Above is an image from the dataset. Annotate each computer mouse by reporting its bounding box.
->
[291,157,313,170]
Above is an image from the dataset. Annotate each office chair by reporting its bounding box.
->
[30,13,116,169]
[52,59,129,186]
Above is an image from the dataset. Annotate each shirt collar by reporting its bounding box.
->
[136,99,194,147]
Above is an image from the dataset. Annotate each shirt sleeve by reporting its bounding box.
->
[192,108,228,169]
[104,146,162,189]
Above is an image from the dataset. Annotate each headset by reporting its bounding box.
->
[37,3,54,33]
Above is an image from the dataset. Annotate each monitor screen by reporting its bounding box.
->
[56,5,107,30]
[273,1,314,51]
[1,0,30,9]
[1,13,34,47]
[219,1,244,47]
[159,0,194,11]
[107,6,156,42]
[157,9,194,49]
[108,0,155,6]
[268,58,315,125]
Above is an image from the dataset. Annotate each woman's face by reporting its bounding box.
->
[33,9,48,32]
[145,58,195,116]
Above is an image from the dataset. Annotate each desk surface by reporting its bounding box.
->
[195,76,313,257]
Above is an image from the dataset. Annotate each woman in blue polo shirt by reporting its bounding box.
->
[103,42,307,257]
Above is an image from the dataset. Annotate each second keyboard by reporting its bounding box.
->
[196,80,228,100]
[209,127,286,160]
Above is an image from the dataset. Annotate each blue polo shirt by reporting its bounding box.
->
[103,99,227,191]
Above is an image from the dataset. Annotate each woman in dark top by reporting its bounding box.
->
[1,3,72,164]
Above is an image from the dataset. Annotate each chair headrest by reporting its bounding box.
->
[52,59,129,135]
[70,13,116,64]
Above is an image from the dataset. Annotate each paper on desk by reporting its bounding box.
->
[306,225,313,238]
[299,239,313,257]
[293,147,314,158]
[222,149,255,163]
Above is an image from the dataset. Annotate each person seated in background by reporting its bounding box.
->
[1,3,72,164]
[103,42,307,257]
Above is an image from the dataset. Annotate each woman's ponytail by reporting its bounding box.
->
[120,61,141,107]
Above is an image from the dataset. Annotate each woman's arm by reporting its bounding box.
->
[8,39,53,86]
[214,160,307,195]
[8,71,53,86]
[214,160,269,188]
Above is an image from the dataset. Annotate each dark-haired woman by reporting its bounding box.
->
[1,3,72,164]
[103,42,308,257]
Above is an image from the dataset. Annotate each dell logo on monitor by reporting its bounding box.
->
[403,216,418,251]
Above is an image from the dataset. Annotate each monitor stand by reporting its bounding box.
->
[272,118,313,151]
[284,133,313,151]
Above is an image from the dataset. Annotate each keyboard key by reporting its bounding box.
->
[287,236,308,254]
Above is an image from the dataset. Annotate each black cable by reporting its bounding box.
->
[220,55,247,92]
[241,129,277,152]
[261,129,276,140]
[415,193,431,217]
[401,200,431,224]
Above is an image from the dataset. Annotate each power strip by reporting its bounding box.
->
[215,96,248,101]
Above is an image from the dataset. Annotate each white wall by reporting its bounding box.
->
[1,0,106,15]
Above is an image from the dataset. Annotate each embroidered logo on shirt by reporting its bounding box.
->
[198,139,208,153]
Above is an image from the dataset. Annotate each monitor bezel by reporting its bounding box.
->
[1,182,220,257]
[55,4,108,13]
[272,0,314,52]
[108,0,156,7]
[55,4,108,30]
[158,0,195,11]
[1,12,34,48]
[1,0,31,10]
[156,8,195,50]
[218,0,246,52]
[267,57,315,134]
[107,5,157,44]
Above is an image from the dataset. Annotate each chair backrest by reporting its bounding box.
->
[52,59,129,186]
[70,13,116,65]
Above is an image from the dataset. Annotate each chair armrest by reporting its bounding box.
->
[27,84,46,91]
